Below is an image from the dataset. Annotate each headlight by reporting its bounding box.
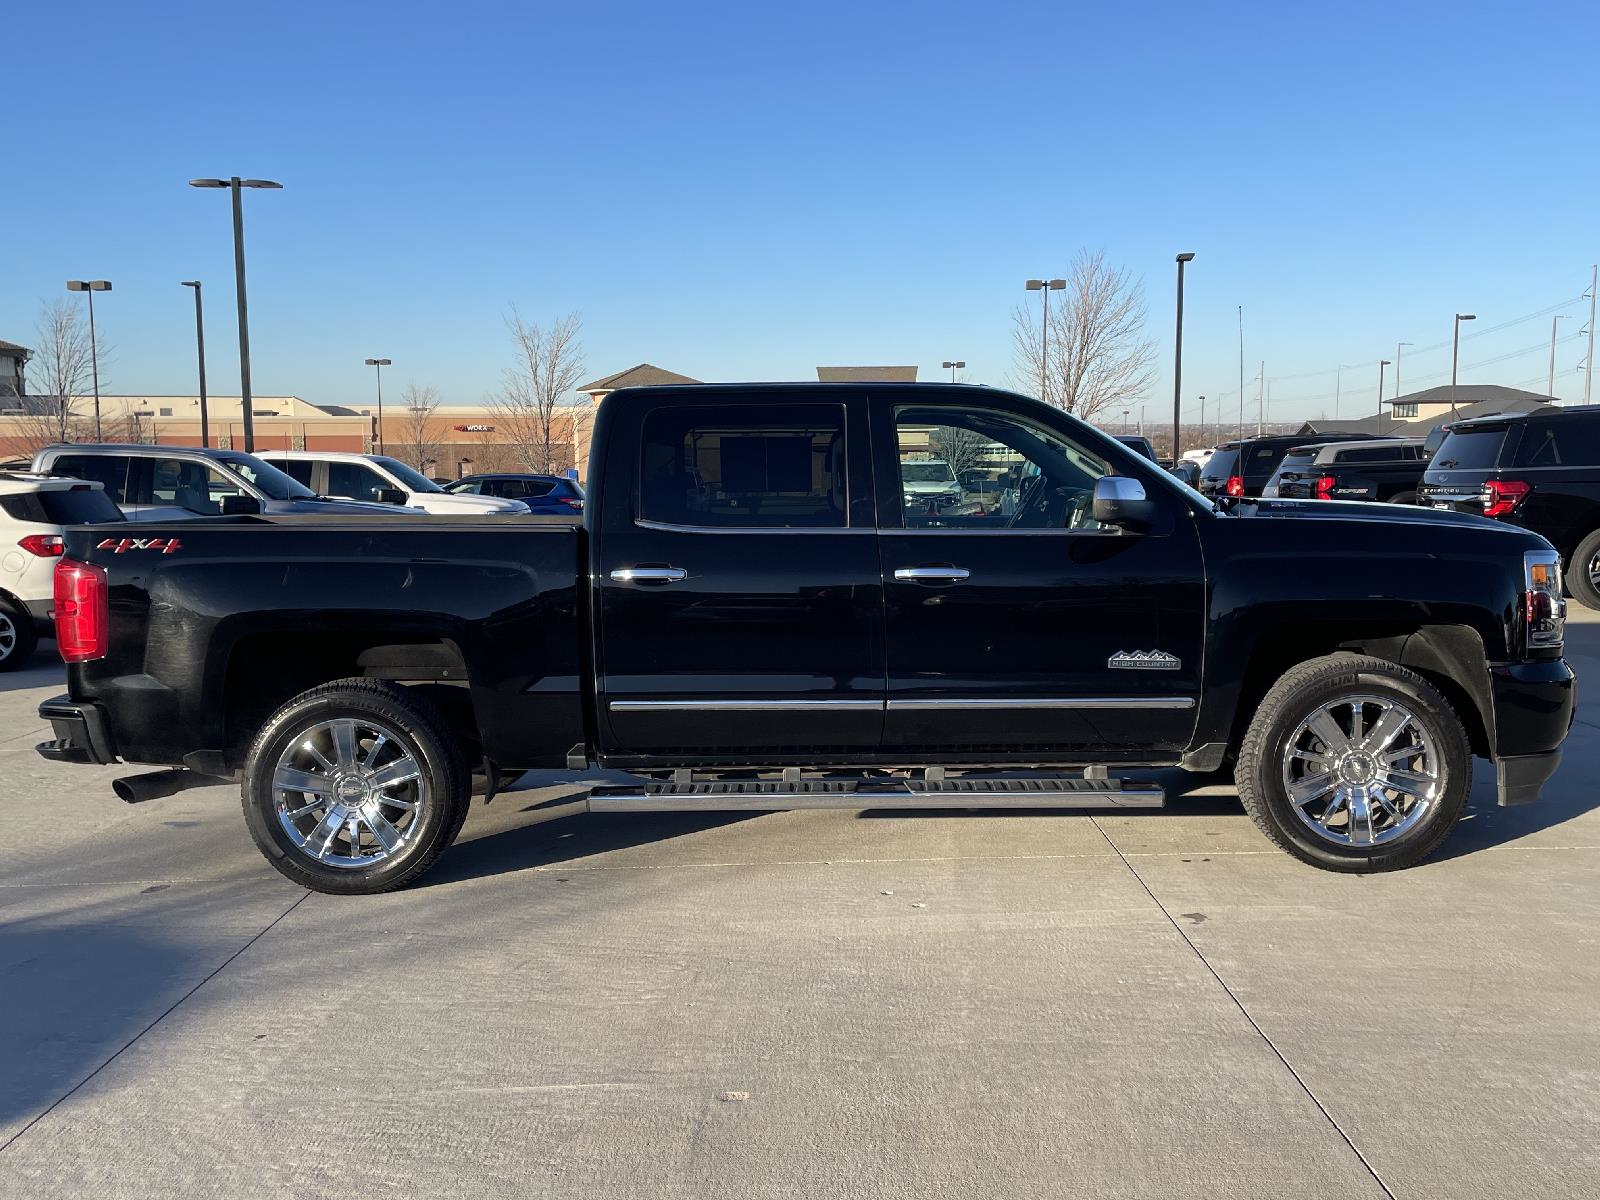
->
[1524,549,1565,653]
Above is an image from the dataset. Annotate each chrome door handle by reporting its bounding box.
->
[610,566,687,583]
[894,566,970,582]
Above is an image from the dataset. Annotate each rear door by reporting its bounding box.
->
[593,393,885,757]
[873,397,1205,758]
[1421,422,1517,512]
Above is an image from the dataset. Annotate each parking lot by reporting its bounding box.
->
[0,617,1592,1199]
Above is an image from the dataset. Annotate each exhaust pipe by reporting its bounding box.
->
[112,768,215,805]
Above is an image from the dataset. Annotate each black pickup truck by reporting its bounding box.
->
[38,384,1575,893]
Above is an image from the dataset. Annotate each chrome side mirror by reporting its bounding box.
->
[1092,476,1156,529]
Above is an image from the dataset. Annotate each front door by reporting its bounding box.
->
[874,398,1205,760]
[594,395,885,759]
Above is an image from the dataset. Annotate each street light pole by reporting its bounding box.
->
[181,281,210,447]
[1394,341,1413,402]
[364,358,391,452]
[1172,252,1195,462]
[1549,315,1569,401]
[1197,395,1206,448]
[941,359,965,383]
[1450,313,1476,417]
[1377,360,1392,430]
[65,281,111,442]
[1025,278,1065,405]
[189,176,282,452]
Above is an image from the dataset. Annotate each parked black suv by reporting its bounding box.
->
[1264,438,1427,503]
[1419,405,1600,607]
[1199,433,1378,498]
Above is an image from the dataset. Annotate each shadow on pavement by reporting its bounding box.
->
[0,644,64,694]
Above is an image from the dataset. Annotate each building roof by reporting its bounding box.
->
[578,364,700,393]
[815,365,919,383]
[1296,395,1556,438]
[1384,384,1556,408]
[0,340,30,357]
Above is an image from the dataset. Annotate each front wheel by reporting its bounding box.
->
[1236,654,1470,872]
[0,597,39,672]
[241,678,470,894]
[1566,529,1600,611]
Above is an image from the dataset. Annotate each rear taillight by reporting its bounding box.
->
[1224,475,1245,497]
[18,534,65,557]
[1314,475,1336,500]
[558,497,583,509]
[1481,479,1529,518]
[54,558,107,663]
[1524,550,1564,653]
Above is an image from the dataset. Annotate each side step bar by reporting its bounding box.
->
[586,775,1164,813]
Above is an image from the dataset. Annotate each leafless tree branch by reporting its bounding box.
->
[489,308,587,474]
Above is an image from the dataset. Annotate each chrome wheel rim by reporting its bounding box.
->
[1587,549,1600,590]
[273,718,427,869]
[1280,693,1439,847]
[0,613,16,660]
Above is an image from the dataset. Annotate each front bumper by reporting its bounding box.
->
[36,694,118,765]
[1490,659,1576,806]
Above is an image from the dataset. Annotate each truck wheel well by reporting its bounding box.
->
[222,633,475,771]
[1232,624,1492,761]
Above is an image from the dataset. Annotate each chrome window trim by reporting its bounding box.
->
[634,519,875,536]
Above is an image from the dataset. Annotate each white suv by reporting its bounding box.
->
[0,473,124,669]
[257,452,528,515]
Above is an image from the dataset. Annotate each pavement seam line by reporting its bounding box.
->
[1088,815,1398,1200]
[0,889,313,1156]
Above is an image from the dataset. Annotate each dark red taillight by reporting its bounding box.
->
[1314,475,1336,500]
[1481,479,1529,518]
[18,534,65,557]
[1224,475,1245,497]
[54,558,107,663]
[558,497,583,509]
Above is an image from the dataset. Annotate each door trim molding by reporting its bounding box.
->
[609,699,885,712]
[609,697,1195,713]
[887,697,1196,711]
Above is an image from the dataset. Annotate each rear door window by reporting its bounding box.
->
[640,403,847,528]
[1433,426,1511,470]
[1513,419,1600,468]
[49,455,131,505]
[1274,450,1318,476]
[327,461,390,501]
[276,459,315,487]
[1244,442,1289,478]
[1200,446,1241,485]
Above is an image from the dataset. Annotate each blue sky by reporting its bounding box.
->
[4,0,1597,426]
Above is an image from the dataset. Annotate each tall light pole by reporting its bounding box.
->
[65,281,111,441]
[1394,341,1413,402]
[1256,361,1265,436]
[1172,252,1195,461]
[1377,359,1392,430]
[189,176,282,452]
[1549,315,1569,401]
[942,359,965,383]
[180,281,210,447]
[1025,278,1065,404]
[1450,313,1476,417]
[365,358,391,452]
[1197,395,1206,448]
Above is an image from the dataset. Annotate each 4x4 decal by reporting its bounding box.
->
[97,537,183,555]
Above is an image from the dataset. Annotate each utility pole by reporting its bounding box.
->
[1550,315,1568,402]
[1587,265,1597,405]
[1334,365,1342,420]
[1255,361,1264,436]
[1378,360,1392,431]
[1395,341,1413,401]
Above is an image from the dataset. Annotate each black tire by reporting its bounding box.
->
[1388,490,1419,506]
[241,678,470,894]
[0,596,39,672]
[1566,529,1600,611]
[1236,653,1471,873]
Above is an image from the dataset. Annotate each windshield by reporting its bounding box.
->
[214,453,316,500]
[901,462,956,483]
[372,456,444,493]
[1431,426,1510,471]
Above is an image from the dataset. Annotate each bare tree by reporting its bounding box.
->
[1011,249,1156,424]
[490,308,586,473]
[396,383,441,470]
[930,424,990,477]
[18,299,97,449]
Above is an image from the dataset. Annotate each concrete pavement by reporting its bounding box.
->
[1,618,1597,1198]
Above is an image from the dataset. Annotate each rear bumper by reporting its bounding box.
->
[1489,659,1576,806]
[36,694,118,765]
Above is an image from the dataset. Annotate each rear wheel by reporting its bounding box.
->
[241,678,469,894]
[1236,654,1470,872]
[1567,529,1600,611]
[0,598,39,672]
[1388,490,1419,506]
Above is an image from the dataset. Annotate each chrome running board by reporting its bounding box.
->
[586,774,1164,813]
